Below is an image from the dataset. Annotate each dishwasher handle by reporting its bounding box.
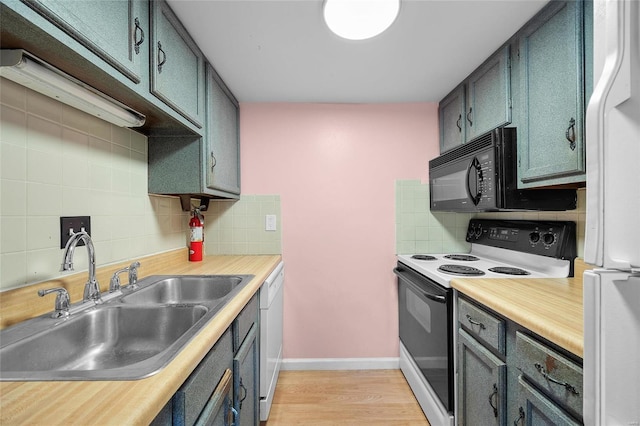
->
[393,267,447,304]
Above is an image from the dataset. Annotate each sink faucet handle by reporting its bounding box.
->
[109,267,129,292]
[38,287,70,318]
[128,261,141,288]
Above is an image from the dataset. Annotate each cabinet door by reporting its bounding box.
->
[195,369,236,426]
[466,45,511,141]
[517,0,586,187]
[439,84,466,153]
[206,65,240,195]
[22,0,147,83]
[151,0,205,128]
[457,329,506,426]
[513,376,581,426]
[234,324,259,426]
[172,328,233,426]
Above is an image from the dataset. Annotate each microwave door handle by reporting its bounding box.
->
[466,157,481,205]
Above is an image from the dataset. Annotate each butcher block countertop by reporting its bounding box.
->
[0,250,282,425]
[451,259,591,359]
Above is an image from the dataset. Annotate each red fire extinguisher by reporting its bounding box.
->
[189,208,203,262]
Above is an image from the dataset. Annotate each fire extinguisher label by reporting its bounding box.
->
[190,227,203,241]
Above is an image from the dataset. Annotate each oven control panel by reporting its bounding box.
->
[466,219,577,259]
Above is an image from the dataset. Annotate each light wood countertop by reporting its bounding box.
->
[451,259,590,359]
[0,251,282,425]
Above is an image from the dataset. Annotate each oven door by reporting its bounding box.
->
[395,264,454,412]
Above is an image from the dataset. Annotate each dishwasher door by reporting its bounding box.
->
[259,261,284,421]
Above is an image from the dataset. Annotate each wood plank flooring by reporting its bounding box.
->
[263,370,430,425]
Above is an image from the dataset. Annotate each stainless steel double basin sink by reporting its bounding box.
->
[0,274,254,381]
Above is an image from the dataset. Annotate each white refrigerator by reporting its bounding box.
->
[583,0,640,424]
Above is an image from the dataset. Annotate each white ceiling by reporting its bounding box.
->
[167,0,550,103]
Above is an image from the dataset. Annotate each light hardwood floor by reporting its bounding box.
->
[263,370,430,425]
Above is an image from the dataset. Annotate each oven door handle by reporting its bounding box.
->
[393,267,447,304]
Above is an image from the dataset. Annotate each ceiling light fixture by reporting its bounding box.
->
[323,0,400,41]
[0,50,145,128]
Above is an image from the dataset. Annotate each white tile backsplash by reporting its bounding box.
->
[0,77,188,291]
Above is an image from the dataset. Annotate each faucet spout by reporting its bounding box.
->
[61,230,101,303]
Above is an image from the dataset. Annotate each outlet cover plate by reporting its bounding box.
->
[60,216,91,248]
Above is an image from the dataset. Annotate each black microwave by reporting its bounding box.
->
[428,128,576,212]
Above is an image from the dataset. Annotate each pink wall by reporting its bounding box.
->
[240,103,439,359]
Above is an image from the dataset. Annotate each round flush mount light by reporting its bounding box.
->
[323,0,400,41]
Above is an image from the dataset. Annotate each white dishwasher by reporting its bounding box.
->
[259,261,284,421]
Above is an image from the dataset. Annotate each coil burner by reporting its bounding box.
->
[444,254,480,261]
[411,255,437,261]
[438,264,485,276]
[488,266,531,275]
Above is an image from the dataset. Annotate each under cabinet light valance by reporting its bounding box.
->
[0,50,145,128]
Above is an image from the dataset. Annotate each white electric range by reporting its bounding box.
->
[395,219,577,426]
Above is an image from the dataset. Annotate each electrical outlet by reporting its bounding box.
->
[265,214,277,231]
[60,216,91,248]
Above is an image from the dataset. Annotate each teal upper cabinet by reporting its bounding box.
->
[466,46,511,141]
[147,65,240,208]
[516,0,587,188]
[439,84,466,152]
[439,46,511,153]
[20,0,148,84]
[150,0,205,128]
[206,65,241,195]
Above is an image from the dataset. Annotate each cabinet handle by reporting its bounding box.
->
[466,107,473,126]
[239,378,247,408]
[513,406,525,426]
[228,406,238,426]
[456,114,462,132]
[488,383,498,418]
[211,152,217,171]
[157,41,167,73]
[466,314,486,329]
[565,117,576,151]
[133,17,144,55]
[534,363,580,395]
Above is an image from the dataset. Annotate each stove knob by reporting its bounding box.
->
[474,227,482,238]
[529,232,540,244]
[543,233,555,245]
[467,227,475,240]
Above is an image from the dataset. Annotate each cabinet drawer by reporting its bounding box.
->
[234,294,258,351]
[174,328,233,425]
[458,298,506,355]
[515,332,582,418]
[516,375,581,425]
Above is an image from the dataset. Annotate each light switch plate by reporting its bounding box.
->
[265,214,277,231]
[60,216,91,248]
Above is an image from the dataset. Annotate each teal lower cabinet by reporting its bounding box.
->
[514,377,581,426]
[233,294,260,426]
[152,294,260,426]
[456,295,583,426]
[234,324,258,426]
[457,329,507,426]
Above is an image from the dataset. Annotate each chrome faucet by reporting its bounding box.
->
[109,261,141,292]
[60,229,101,304]
[38,287,70,318]
[128,261,141,288]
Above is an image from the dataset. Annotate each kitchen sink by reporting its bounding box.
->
[120,275,246,305]
[0,274,254,381]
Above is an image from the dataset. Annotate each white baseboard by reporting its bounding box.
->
[281,357,400,371]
